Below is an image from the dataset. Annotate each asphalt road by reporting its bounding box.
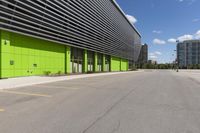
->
[0,70,200,133]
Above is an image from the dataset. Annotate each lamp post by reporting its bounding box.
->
[172,54,175,70]
[176,40,180,72]
[174,50,178,72]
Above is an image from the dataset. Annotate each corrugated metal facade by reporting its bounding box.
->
[0,0,141,61]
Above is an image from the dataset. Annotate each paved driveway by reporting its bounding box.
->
[0,70,200,133]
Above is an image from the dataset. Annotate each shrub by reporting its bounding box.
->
[44,71,51,76]
[57,71,62,75]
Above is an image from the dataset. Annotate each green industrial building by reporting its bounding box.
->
[0,0,141,78]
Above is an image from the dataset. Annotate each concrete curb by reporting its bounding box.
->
[0,70,143,90]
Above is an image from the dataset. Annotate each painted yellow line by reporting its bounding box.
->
[35,85,67,89]
[0,90,51,98]
[35,85,79,90]
[0,108,5,112]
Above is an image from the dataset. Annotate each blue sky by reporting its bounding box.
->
[116,0,200,63]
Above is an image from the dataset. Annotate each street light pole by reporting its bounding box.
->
[172,54,175,70]
[174,49,179,72]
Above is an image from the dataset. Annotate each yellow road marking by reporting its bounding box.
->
[35,85,66,89]
[0,90,51,98]
[35,85,79,90]
[0,108,5,112]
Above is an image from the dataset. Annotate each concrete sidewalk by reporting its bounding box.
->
[0,71,142,90]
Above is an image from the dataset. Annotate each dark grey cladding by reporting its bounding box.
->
[0,0,141,61]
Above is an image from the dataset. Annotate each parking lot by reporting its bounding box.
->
[1,70,200,133]
[0,72,141,133]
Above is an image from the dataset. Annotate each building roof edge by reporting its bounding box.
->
[111,0,142,38]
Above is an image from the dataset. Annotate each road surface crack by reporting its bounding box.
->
[82,88,135,133]
[111,120,121,133]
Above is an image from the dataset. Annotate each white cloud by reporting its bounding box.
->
[153,38,166,45]
[192,18,200,22]
[149,55,158,60]
[149,53,154,56]
[153,30,162,34]
[168,30,200,43]
[154,30,200,45]
[178,0,196,4]
[155,51,162,55]
[177,34,193,42]
[149,51,162,60]
[168,38,177,43]
[195,30,200,39]
[126,14,137,25]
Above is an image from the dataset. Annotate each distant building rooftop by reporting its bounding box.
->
[178,40,200,43]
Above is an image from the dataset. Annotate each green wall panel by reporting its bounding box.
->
[0,31,11,78]
[102,54,106,72]
[0,31,1,77]
[111,56,121,72]
[0,30,129,78]
[111,56,128,72]
[121,59,128,71]
[83,49,88,73]
[94,52,98,72]
[0,30,67,78]
[65,46,71,74]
